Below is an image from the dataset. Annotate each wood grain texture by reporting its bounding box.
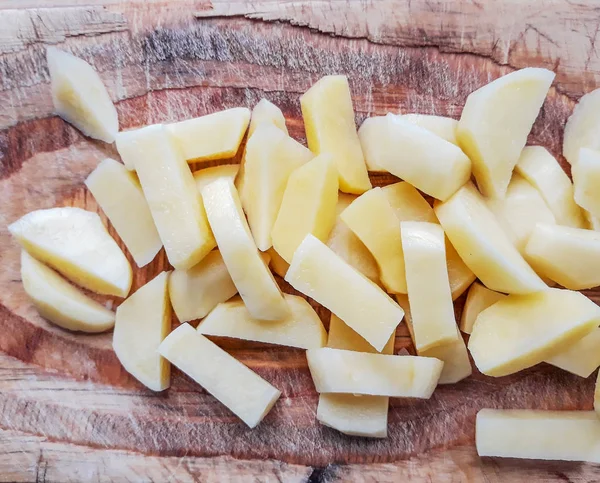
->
[1,1,600,481]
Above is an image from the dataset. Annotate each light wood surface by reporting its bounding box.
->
[1,1,600,481]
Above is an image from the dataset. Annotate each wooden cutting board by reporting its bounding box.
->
[2,1,600,481]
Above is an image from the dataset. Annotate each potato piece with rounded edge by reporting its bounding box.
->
[47,47,118,143]
[468,288,600,377]
[159,323,281,428]
[198,295,326,349]
[546,328,600,378]
[525,223,600,290]
[85,158,162,268]
[573,148,600,219]
[307,348,443,398]
[457,68,555,198]
[401,114,458,145]
[165,108,250,163]
[202,178,289,321]
[272,154,338,263]
[515,146,586,228]
[401,222,458,351]
[193,164,239,193]
[21,251,115,333]
[9,207,132,297]
[113,271,171,392]
[285,234,404,352]
[301,75,371,194]
[248,99,288,137]
[564,88,600,165]
[460,282,505,334]
[241,125,313,251]
[434,183,546,294]
[477,409,600,463]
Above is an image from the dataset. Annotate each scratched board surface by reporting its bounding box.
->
[1,1,600,481]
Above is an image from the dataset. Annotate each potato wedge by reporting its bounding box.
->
[563,88,600,165]
[546,328,600,378]
[573,148,600,219]
[459,282,505,334]
[401,114,458,145]
[248,98,288,137]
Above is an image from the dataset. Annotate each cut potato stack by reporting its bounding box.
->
[11,49,600,454]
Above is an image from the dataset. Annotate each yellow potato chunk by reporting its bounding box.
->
[401,222,458,351]
[401,114,459,145]
[307,347,443,398]
[573,148,600,219]
[515,146,585,228]
[546,328,600,378]
[457,68,555,198]
[47,47,118,143]
[459,282,505,334]
[159,323,281,428]
[272,154,338,263]
[85,158,162,267]
[563,88,600,165]
[20,251,115,333]
[165,107,250,163]
[198,294,326,349]
[285,234,404,352]
[241,124,313,250]
[476,409,600,463]
[434,183,546,294]
[468,288,600,377]
[113,272,171,391]
[193,164,239,193]
[9,207,132,297]
[301,75,371,194]
[525,223,600,290]
[248,98,288,137]
[201,178,288,321]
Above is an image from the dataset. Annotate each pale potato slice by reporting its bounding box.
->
[401,222,458,351]
[396,294,471,384]
[515,146,585,228]
[327,314,395,355]
[476,409,600,463]
[266,247,289,278]
[525,223,600,290]
[46,47,118,143]
[240,124,313,250]
[113,272,171,391]
[326,194,380,285]
[285,234,404,352]
[248,98,288,137]
[272,154,338,263]
[193,164,239,193]
[401,114,459,145]
[301,75,371,194]
[459,282,505,334]
[434,183,546,294]
[563,88,600,165]
[358,116,390,172]
[340,188,407,293]
[201,178,288,321]
[573,148,600,219]
[198,295,326,349]
[165,107,250,163]
[468,288,600,377]
[85,158,162,267]
[118,124,216,269]
[486,174,556,253]
[546,328,600,378]
[457,68,555,198]
[159,323,281,428]
[20,251,114,333]
[361,114,471,201]
[307,348,443,398]
[9,207,132,297]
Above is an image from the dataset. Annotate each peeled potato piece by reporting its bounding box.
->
[202,178,288,321]
[563,88,600,165]
[85,158,162,267]
[573,148,600,219]
[285,235,404,352]
[515,146,586,228]
[197,295,326,349]
[20,251,115,333]
[248,98,288,137]
[307,347,443,398]
[267,247,289,278]
[159,323,281,428]
[113,272,171,392]
[272,154,338,263]
[165,108,250,163]
[476,409,600,463]
[525,223,600,290]
[401,114,458,145]
[193,164,239,193]
[327,314,395,355]
[468,288,600,377]
[301,75,371,194]
[459,282,505,334]
[46,47,118,143]
[546,328,600,378]
[9,207,132,297]
[457,68,555,198]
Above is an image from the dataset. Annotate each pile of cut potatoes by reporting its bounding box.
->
[10,47,600,460]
